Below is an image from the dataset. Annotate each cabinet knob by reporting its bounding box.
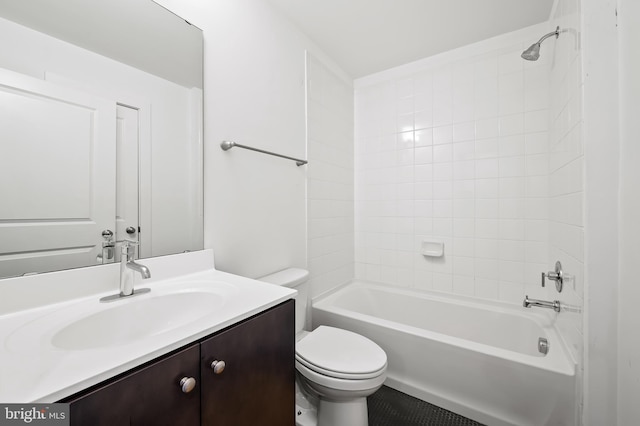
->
[211,360,226,374]
[180,377,196,393]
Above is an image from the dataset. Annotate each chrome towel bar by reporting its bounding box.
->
[220,140,308,166]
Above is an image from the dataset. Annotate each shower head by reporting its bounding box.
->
[521,26,560,61]
[521,43,541,61]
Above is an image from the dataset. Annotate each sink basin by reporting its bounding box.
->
[51,291,225,350]
[5,280,240,353]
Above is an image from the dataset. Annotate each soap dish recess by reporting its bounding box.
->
[421,240,444,257]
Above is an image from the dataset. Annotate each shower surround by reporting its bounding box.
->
[354,23,553,305]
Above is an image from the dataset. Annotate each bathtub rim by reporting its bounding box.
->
[312,279,576,377]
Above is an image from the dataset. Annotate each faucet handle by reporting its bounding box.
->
[541,261,564,292]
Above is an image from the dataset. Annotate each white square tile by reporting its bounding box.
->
[499,114,524,136]
[498,281,525,303]
[499,177,525,198]
[525,110,549,132]
[499,198,525,218]
[433,181,453,199]
[499,156,525,178]
[433,218,453,235]
[453,257,475,276]
[434,145,453,163]
[453,237,475,257]
[415,129,433,146]
[433,273,454,293]
[476,158,500,178]
[475,278,499,299]
[499,240,525,262]
[475,239,499,259]
[396,97,414,115]
[453,218,475,237]
[475,219,499,238]
[475,198,499,218]
[453,275,476,296]
[434,199,453,217]
[414,199,433,216]
[499,219,525,240]
[415,146,433,165]
[454,161,475,180]
[434,162,453,181]
[414,109,434,130]
[526,176,548,197]
[474,78,499,119]
[499,135,525,157]
[476,118,499,139]
[453,141,475,161]
[475,138,499,159]
[474,55,498,81]
[433,125,453,145]
[475,178,499,198]
[453,122,476,142]
[499,72,524,115]
[415,164,433,181]
[499,47,523,74]
[396,113,414,132]
[453,199,475,218]
[526,154,549,176]
[454,180,475,199]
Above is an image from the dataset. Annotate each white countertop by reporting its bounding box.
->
[0,264,295,403]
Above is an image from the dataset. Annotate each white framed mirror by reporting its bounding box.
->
[0,0,203,279]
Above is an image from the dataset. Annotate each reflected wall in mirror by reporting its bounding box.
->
[0,0,204,279]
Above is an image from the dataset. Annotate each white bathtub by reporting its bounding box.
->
[311,281,576,426]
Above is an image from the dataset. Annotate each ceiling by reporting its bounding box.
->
[265,0,555,78]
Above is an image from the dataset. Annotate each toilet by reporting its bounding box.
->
[259,268,387,426]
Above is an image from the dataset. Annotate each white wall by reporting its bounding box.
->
[617,0,640,423]
[353,24,554,305]
[547,0,585,421]
[580,0,620,424]
[154,0,352,283]
[306,53,355,298]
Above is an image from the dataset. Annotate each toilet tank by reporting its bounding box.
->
[258,268,309,334]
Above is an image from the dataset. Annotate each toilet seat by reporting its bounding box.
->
[296,326,387,380]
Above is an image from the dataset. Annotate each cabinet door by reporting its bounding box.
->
[67,344,200,426]
[200,300,295,426]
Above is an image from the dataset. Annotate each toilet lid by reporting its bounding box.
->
[296,326,387,379]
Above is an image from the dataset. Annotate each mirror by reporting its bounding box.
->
[0,0,203,279]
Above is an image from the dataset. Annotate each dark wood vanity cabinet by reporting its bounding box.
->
[66,344,200,426]
[200,298,295,425]
[63,300,294,426]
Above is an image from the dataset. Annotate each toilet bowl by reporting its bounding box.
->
[258,268,387,426]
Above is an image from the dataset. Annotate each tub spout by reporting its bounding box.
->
[523,295,561,312]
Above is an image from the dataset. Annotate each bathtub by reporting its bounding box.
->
[311,280,576,426]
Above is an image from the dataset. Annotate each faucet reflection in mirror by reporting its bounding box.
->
[100,241,150,303]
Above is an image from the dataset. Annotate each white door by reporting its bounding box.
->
[115,104,139,260]
[0,68,116,277]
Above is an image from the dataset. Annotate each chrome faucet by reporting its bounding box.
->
[523,295,561,312]
[100,240,150,302]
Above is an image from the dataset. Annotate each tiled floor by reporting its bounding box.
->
[368,386,485,426]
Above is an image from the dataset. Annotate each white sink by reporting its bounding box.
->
[6,280,239,353]
[51,291,225,350]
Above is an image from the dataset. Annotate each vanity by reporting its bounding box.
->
[0,1,298,423]
[0,250,296,425]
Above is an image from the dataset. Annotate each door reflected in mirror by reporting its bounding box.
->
[0,0,203,279]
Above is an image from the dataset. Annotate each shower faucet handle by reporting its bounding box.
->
[541,261,563,292]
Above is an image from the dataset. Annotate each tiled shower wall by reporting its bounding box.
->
[306,53,355,299]
[354,24,554,305]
